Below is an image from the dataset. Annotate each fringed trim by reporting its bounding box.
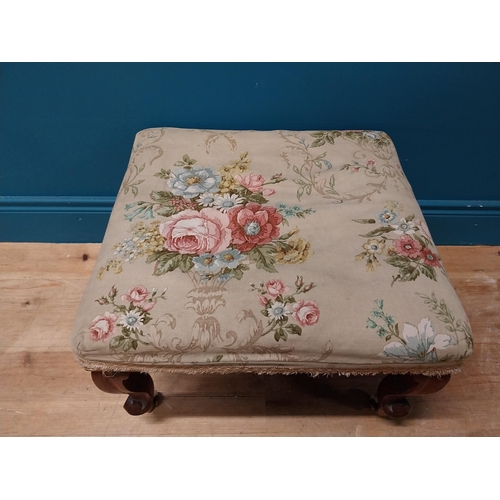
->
[74,356,462,378]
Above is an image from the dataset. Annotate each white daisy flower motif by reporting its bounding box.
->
[118,310,144,332]
[268,301,292,320]
[391,218,416,235]
[213,193,244,213]
[197,193,217,207]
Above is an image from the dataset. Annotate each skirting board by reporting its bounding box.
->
[0,196,498,245]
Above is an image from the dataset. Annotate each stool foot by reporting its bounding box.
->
[375,373,451,419]
[91,371,158,416]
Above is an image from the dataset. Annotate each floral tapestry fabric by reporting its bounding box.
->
[71,128,473,375]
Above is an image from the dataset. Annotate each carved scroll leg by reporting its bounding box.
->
[375,373,451,419]
[91,371,160,416]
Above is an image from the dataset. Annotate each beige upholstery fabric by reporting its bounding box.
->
[71,128,473,376]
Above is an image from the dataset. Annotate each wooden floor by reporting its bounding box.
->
[0,243,499,436]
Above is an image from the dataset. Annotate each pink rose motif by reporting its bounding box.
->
[89,312,118,341]
[393,235,422,258]
[265,279,290,298]
[159,208,231,255]
[258,295,269,306]
[228,203,282,252]
[292,300,320,327]
[262,188,276,196]
[121,285,150,305]
[141,299,157,311]
[235,173,265,193]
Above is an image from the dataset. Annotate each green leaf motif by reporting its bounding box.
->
[122,339,133,352]
[155,206,177,217]
[272,240,292,252]
[360,226,394,238]
[420,264,438,281]
[310,131,341,147]
[311,139,325,148]
[326,131,342,144]
[245,192,268,204]
[398,266,420,282]
[325,174,339,195]
[285,323,302,336]
[150,190,175,204]
[153,253,185,275]
[178,255,194,272]
[274,328,288,341]
[385,255,413,268]
[248,247,278,273]
[353,219,377,224]
[147,251,176,264]
[109,336,125,349]
[232,268,244,280]
[174,154,197,168]
[154,168,171,179]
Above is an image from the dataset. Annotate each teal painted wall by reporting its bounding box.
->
[0,63,499,243]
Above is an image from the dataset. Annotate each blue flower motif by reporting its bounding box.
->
[385,315,395,326]
[167,167,221,199]
[218,273,233,283]
[378,209,398,225]
[366,319,377,329]
[276,203,302,218]
[193,253,221,273]
[276,203,301,218]
[113,237,141,262]
[276,203,316,219]
[377,327,389,338]
[283,207,298,218]
[215,249,245,269]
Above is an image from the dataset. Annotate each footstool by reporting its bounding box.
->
[71,127,473,418]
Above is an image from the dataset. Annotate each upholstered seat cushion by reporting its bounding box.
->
[71,128,473,376]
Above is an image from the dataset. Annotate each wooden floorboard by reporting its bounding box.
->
[1,243,499,436]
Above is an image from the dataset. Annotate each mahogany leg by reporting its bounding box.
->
[375,373,451,419]
[91,371,160,416]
